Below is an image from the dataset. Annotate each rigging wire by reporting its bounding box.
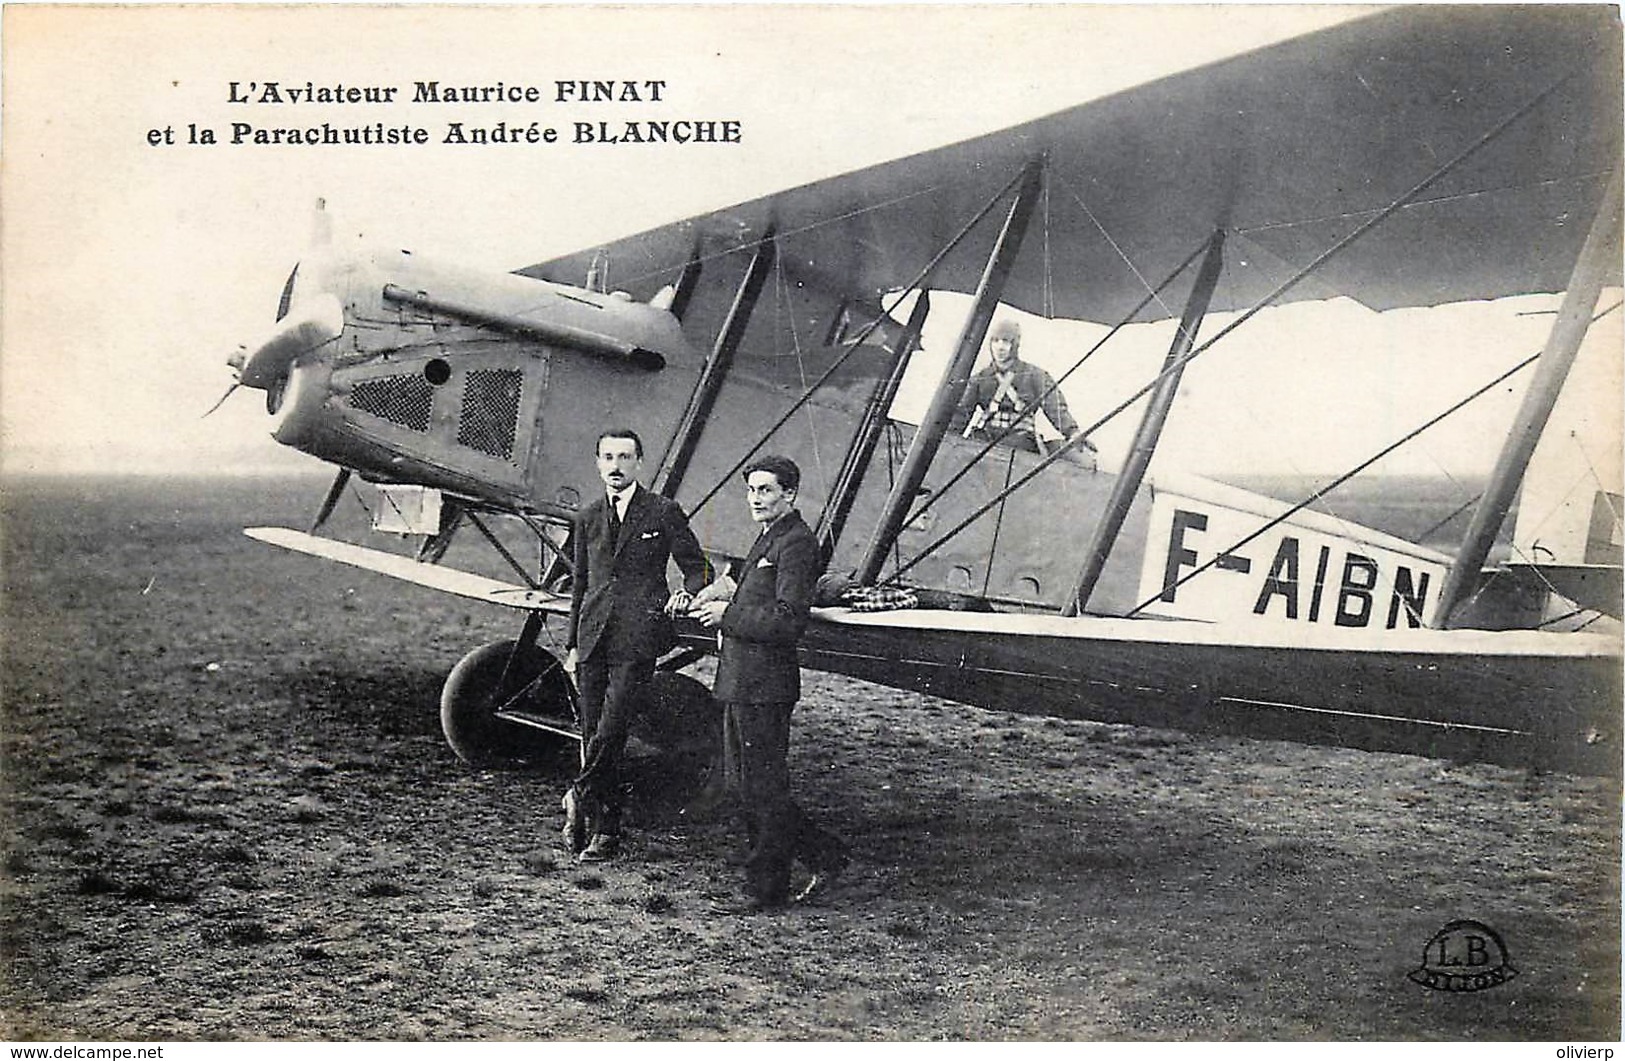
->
[687,165,1035,517]
[1502,541,1583,615]
[1188,224,1374,545]
[1134,61,1584,385]
[879,63,1586,582]
[980,448,1019,598]
[1048,167,1188,324]
[1539,602,1614,636]
[1125,288,1623,620]
[1457,525,1603,628]
[897,236,1213,533]
[1234,170,1616,237]
[1219,225,1361,328]
[1573,433,1623,533]
[1041,178,1056,320]
[1415,299,1622,617]
[582,183,951,294]
[1537,606,1591,630]
[1413,444,1478,535]
[1122,350,1547,617]
[776,256,829,498]
[1417,493,1483,544]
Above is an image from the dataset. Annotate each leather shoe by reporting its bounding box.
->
[561,788,586,855]
[793,854,849,905]
[578,833,620,863]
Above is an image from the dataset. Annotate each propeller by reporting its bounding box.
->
[200,382,241,419]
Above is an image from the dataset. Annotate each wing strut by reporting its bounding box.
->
[816,291,931,559]
[464,510,543,591]
[886,67,1596,588]
[655,226,776,499]
[683,165,1037,521]
[854,157,1046,585]
[1433,164,1624,629]
[667,244,703,322]
[1066,229,1227,615]
[416,500,465,563]
[899,237,1211,535]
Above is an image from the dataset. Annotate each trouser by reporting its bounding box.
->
[573,653,654,837]
[721,699,846,904]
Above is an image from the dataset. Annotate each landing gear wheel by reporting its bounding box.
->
[440,639,576,767]
[624,671,724,808]
[635,671,722,763]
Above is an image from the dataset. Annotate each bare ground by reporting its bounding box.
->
[1,475,1618,1040]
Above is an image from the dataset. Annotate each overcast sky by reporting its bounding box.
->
[2,4,1618,483]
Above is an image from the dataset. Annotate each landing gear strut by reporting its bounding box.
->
[438,631,723,774]
[439,637,577,767]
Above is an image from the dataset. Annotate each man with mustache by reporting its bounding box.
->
[564,428,711,862]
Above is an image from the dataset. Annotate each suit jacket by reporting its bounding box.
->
[568,483,711,662]
[713,510,819,705]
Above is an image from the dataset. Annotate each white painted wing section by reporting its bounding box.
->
[810,606,1619,659]
[245,526,569,613]
[1152,472,1454,563]
[1136,472,1453,628]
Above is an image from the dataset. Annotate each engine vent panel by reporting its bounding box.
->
[349,374,434,432]
[458,369,523,461]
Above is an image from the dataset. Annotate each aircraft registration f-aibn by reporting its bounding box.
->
[228,6,1623,776]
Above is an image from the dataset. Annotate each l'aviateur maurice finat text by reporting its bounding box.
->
[144,80,743,148]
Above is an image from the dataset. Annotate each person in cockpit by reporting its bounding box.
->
[955,319,1091,462]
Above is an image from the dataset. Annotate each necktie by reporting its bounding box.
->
[608,495,623,538]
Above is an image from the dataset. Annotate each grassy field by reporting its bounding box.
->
[1,474,1617,1040]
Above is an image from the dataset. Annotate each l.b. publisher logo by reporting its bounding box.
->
[1408,919,1517,992]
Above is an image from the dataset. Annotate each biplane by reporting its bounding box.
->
[229,6,1623,776]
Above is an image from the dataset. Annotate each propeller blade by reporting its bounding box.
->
[200,383,240,419]
[309,467,352,533]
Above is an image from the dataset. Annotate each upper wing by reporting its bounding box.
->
[524,6,1621,326]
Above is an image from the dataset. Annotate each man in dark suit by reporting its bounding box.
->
[690,454,848,911]
[565,428,710,862]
